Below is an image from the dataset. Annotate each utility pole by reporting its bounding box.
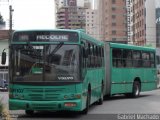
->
[9,5,13,44]
[8,4,13,83]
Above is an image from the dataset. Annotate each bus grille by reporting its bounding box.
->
[25,88,65,100]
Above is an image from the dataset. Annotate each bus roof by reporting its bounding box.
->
[79,30,104,46]
[108,42,155,52]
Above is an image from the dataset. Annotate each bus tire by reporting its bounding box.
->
[132,81,140,98]
[25,110,34,116]
[97,83,104,105]
[81,90,90,114]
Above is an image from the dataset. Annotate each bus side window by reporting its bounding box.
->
[112,49,116,67]
[99,47,102,67]
[97,47,100,67]
[92,45,95,68]
[101,47,104,66]
[87,43,91,68]
[122,49,127,67]
[123,49,132,68]
[82,47,86,68]
[112,48,122,67]
[150,52,155,68]
[142,52,150,67]
[90,44,95,68]
[95,46,98,67]
[133,51,141,68]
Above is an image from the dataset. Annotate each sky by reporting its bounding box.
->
[0,0,160,30]
[156,0,160,8]
[0,0,56,30]
[0,0,85,30]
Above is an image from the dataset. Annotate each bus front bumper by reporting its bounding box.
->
[9,99,82,111]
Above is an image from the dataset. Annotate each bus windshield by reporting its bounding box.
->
[12,44,80,82]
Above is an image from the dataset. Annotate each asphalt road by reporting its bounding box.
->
[1,89,160,120]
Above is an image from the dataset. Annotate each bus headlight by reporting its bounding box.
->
[64,95,69,99]
[74,94,81,99]
[11,93,24,99]
[64,94,81,99]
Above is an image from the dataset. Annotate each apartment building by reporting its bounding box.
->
[56,0,86,29]
[156,8,160,47]
[0,14,6,30]
[85,9,100,39]
[85,0,103,40]
[128,0,156,47]
[98,0,128,42]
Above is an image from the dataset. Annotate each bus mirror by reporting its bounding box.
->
[1,51,6,65]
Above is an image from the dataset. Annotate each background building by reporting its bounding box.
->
[126,0,133,44]
[84,0,91,8]
[145,0,156,47]
[156,8,160,47]
[56,0,86,29]
[97,0,127,42]
[85,9,99,39]
[127,0,156,47]
[0,13,6,30]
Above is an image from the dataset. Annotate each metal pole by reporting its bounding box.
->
[9,4,13,84]
[9,5,13,44]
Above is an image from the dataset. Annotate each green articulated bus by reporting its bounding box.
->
[3,29,105,115]
[1,29,157,115]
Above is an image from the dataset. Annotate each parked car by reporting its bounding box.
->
[0,78,8,91]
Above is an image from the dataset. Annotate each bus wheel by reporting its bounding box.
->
[97,83,104,105]
[25,110,34,116]
[132,81,140,98]
[81,90,90,114]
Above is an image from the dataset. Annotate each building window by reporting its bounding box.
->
[112,15,116,19]
[112,23,116,26]
[112,38,117,41]
[112,0,116,4]
[112,30,116,35]
[112,7,116,11]
[141,9,144,15]
[140,31,142,37]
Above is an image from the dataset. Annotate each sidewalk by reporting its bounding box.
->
[0,92,8,106]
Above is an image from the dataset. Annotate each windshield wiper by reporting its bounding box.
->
[47,42,64,64]
[50,42,64,55]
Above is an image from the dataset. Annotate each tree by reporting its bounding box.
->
[0,13,5,25]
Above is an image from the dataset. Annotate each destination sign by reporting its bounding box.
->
[13,31,78,42]
[36,35,69,41]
